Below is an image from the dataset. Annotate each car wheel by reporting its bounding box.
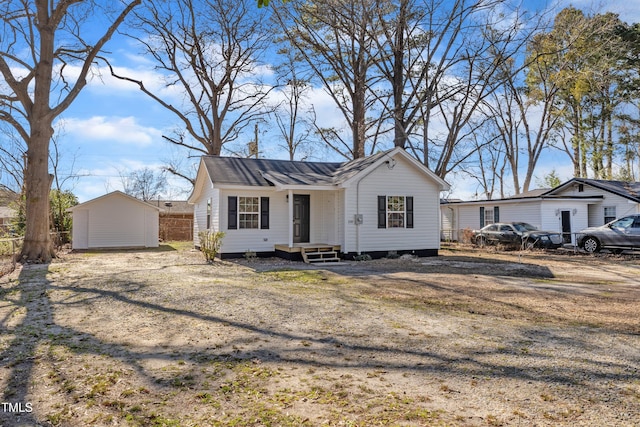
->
[582,236,601,254]
[523,238,536,250]
[476,236,487,247]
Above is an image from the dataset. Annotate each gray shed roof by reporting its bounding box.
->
[201,151,390,187]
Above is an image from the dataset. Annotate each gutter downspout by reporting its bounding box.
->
[355,161,390,255]
[288,189,293,248]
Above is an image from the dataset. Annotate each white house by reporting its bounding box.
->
[188,147,450,260]
[68,191,160,250]
[441,178,640,244]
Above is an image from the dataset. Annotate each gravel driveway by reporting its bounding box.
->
[1,244,639,426]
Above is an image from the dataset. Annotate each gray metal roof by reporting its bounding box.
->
[201,151,390,187]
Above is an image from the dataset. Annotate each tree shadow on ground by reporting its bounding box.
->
[0,256,638,425]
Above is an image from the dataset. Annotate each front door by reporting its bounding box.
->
[293,194,310,244]
[561,210,571,243]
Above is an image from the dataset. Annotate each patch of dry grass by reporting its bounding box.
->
[0,246,638,426]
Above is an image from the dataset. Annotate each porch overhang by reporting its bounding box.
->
[259,171,341,192]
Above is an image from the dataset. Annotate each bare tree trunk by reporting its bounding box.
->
[0,0,140,262]
[20,3,57,262]
[22,129,55,261]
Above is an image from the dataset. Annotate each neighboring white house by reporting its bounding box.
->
[188,147,450,259]
[68,191,160,250]
[441,178,640,244]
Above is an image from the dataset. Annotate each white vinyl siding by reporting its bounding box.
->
[443,199,591,245]
[555,183,639,226]
[192,187,219,248]
[193,188,342,255]
[311,192,339,244]
[219,189,283,254]
[343,154,441,254]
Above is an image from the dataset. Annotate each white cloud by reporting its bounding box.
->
[59,116,162,146]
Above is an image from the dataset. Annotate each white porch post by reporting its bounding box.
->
[288,189,294,248]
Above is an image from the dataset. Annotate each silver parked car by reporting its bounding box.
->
[578,214,640,253]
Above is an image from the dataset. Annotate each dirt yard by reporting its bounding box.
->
[0,243,639,426]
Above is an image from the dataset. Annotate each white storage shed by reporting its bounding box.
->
[68,191,160,250]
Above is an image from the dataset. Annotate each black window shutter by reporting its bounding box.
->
[260,197,269,229]
[494,206,500,223]
[406,196,414,228]
[480,207,485,228]
[378,196,386,228]
[228,196,237,230]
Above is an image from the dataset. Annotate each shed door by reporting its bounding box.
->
[73,209,89,249]
[293,195,310,244]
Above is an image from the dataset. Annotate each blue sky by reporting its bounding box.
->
[49,0,640,203]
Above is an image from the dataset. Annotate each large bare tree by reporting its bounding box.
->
[273,0,383,160]
[272,45,315,160]
[403,1,532,180]
[480,57,562,195]
[0,0,140,262]
[111,0,276,159]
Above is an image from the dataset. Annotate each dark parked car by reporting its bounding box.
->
[577,214,640,253]
[473,222,563,249]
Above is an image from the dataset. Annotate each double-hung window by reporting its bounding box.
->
[378,195,414,229]
[387,196,405,228]
[228,196,270,230]
[604,206,616,223]
[484,208,495,225]
[479,206,499,227]
[239,197,260,229]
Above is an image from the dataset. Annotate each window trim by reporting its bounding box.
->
[480,206,499,227]
[387,195,405,228]
[238,196,260,229]
[603,206,616,223]
[227,196,270,230]
[377,195,414,229]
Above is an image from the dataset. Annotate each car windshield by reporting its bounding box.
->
[611,217,634,229]
[512,223,537,232]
